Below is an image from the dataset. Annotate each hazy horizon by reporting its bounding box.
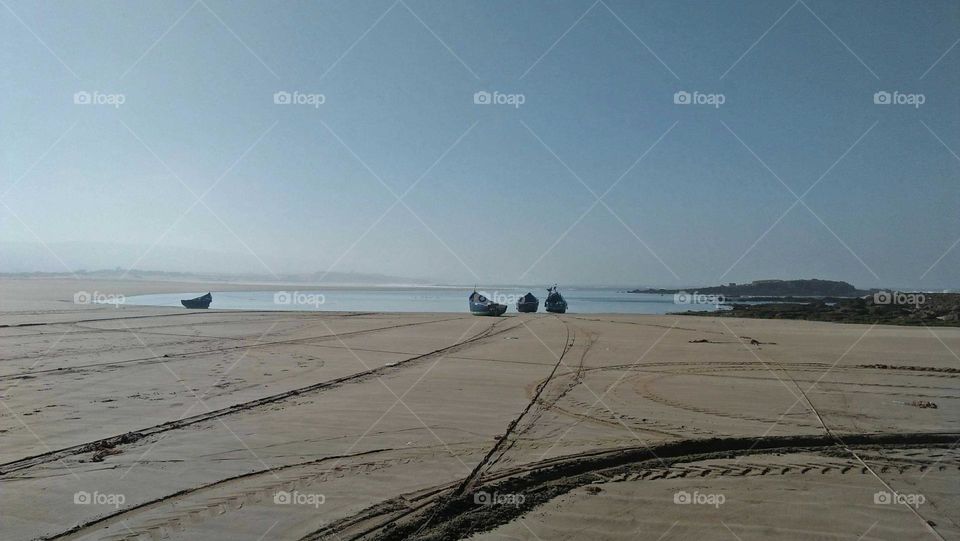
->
[3,1,958,290]
[1,239,952,292]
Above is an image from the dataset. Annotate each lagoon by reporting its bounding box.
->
[121,287,729,314]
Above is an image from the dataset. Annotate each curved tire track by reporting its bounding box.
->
[346,431,960,541]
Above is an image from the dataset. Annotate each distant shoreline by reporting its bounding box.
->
[628,278,874,298]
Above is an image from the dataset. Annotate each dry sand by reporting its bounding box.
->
[1,278,957,540]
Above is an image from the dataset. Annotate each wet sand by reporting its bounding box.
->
[1,278,957,540]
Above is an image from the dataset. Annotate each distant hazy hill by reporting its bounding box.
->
[631,279,869,298]
[0,242,429,285]
[0,268,430,286]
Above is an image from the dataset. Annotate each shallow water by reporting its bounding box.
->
[121,288,731,314]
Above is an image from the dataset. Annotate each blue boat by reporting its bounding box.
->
[544,286,567,314]
[469,290,507,316]
[516,292,539,313]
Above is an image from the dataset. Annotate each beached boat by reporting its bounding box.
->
[545,286,567,314]
[516,292,539,313]
[469,291,507,316]
[181,292,212,309]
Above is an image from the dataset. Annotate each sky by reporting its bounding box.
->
[1,0,958,288]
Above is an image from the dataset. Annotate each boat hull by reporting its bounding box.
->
[181,293,212,309]
[470,302,507,316]
[545,303,566,314]
[516,301,539,313]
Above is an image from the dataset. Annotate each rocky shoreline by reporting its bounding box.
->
[679,293,960,326]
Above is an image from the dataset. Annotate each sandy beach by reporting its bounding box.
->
[1,278,958,540]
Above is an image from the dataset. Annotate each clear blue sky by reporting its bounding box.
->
[1,0,958,288]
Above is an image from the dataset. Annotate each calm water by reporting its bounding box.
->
[121,288,731,315]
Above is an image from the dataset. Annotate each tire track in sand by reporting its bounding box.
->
[0,316,525,476]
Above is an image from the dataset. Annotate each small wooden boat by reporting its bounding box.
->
[544,286,567,314]
[181,292,212,309]
[469,290,507,316]
[516,292,539,313]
